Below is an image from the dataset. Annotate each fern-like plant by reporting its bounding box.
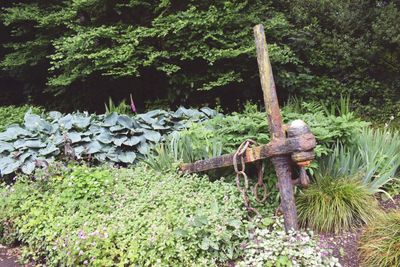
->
[359,212,400,267]
[296,176,380,233]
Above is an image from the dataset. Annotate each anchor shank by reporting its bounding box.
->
[253,24,299,231]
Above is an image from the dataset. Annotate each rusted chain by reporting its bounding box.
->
[233,139,269,217]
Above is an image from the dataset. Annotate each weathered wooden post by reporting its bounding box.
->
[180,24,316,233]
[253,24,298,231]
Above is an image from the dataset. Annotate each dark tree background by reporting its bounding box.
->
[0,0,399,119]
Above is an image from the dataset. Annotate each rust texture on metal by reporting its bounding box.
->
[179,132,316,173]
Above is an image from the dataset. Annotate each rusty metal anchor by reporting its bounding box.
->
[180,25,316,232]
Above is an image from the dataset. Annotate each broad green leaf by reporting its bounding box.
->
[0,141,14,153]
[117,151,136,163]
[86,141,103,154]
[104,112,118,127]
[143,130,161,142]
[123,136,141,146]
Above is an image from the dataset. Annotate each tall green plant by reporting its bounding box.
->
[317,128,400,195]
[145,131,222,172]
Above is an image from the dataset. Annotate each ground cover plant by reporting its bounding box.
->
[237,218,341,267]
[359,212,400,267]
[0,107,216,176]
[0,105,45,132]
[0,164,249,266]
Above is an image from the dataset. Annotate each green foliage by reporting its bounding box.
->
[237,217,340,266]
[2,1,398,117]
[296,176,380,233]
[184,103,368,158]
[0,164,248,266]
[145,131,222,172]
[104,97,131,115]
[0,107,216,176]
[0,105,45,132]
[317,128,400,195]
[359,212,400,267]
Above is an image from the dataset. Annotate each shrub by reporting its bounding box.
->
[237,217,340,267]
[183,103,368,157]
[296,176,380,233]
[0,107,216,176]
[359,212,400,267]
[0,105,45,132]
[0,164,248,266]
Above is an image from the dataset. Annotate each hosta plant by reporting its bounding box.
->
[0,107,216,176]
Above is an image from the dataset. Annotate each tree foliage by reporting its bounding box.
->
[1,0,399,118]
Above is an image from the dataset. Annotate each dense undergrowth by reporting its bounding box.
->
[0,164,248,266]
[0,101,399,266]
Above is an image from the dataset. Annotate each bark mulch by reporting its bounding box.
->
[317,194,400,267]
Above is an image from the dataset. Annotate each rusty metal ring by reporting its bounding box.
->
[253,183,269,203]
[235,171,249,190]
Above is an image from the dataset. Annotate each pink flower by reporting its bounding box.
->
[130,94,136,113]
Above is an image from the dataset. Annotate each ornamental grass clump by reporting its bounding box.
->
[359,212,400,267]
[296,176,381,233]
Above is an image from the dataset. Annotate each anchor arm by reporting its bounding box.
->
[179,132,316,173]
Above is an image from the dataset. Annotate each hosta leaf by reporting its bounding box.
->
[97,131,113,144]
[66,131,81,143]
[113,136,128,146]
[136,114,157,125]
[59,114,73,130]
[117,115,133,129]
[143,130,161,142]
[18,152,32,163]
[118,151,136,163]
[21,160,36,174]
[123,136,141,146]
[39,144,59,156]
[0,141,14,153]
[104,112,118,127]
[49,111,62,120]
[0,126,32,141]
[52,133,64,145]
[89,125,102,134]
[151,123,169,130]
[110,125,127,132]
[94,153,107,161]
[0,157,20,176]
[72,115,91,129]
[74,146,85,158]
[137,142,149,155]
[200,107,217,117]
[14,140,46,149]
[80,137,91,142]
[86,141,103,154]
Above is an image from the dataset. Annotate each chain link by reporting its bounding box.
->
[233,139,269,216]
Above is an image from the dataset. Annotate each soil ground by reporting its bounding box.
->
[318,194,400,267]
